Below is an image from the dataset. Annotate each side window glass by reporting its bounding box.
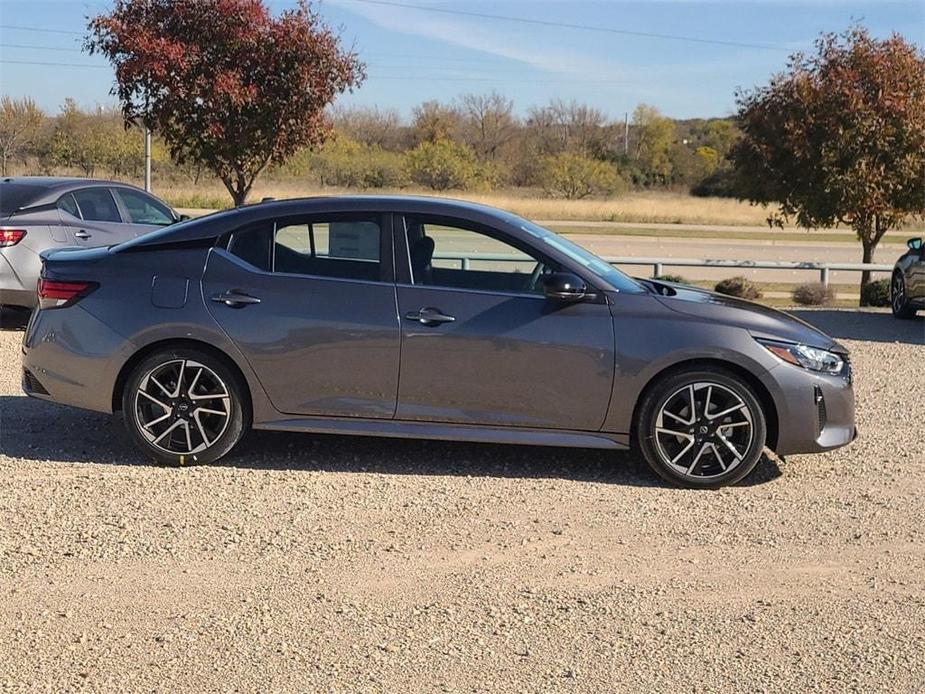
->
[404,216,554,294]
[227,216,382,282]
[57,193,80,219]
[227,223,273,271]
[72,189,122,223]
[115,189,175,226]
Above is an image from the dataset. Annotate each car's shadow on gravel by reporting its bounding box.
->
[0,395,781,488]
[0,307,29,331]
[789,309,924,345]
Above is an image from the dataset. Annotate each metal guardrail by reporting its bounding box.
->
[433,253,893,286]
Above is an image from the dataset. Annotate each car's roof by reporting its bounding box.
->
[1,177,166,215]
[120,195,531,249]
[2,176,122,189]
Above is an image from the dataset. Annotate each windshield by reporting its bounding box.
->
[510,215,644,293]
[0,182,48,216]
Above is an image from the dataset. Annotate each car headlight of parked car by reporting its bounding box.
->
[756,338,845,375]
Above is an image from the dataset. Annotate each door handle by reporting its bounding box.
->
[405,307,456,325]
[211,290,262,308]
[74,230,91,239]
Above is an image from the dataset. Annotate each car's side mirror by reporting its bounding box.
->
[542,272,588,301]
[907,237,923,252]
[178,214,191,222]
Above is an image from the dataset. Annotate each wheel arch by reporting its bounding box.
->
[112,338,253,421]
[630,358,779,451]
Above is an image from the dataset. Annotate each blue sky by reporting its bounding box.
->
[1,0,922,119]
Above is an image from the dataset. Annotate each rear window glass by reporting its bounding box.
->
[0,182,47,216]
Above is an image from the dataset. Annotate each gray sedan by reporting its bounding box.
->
[22,196,856,488]
[0,177,180,308]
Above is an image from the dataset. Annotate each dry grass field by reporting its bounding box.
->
[159,181,779,226]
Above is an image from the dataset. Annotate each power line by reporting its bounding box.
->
[341,0,792,52]
[0,42,83,53]
[0,24,83,36]
[0,59,108,69]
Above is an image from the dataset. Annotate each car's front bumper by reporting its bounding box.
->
[760,360,855,456]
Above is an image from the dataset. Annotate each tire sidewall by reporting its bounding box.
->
[637,368,768,489]
[121,347,248,466]
[891,272,915,319]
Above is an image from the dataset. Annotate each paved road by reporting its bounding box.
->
[570,234,898,284]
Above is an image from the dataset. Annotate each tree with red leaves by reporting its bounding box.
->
[730,27,925,291]
[87,0,364,205]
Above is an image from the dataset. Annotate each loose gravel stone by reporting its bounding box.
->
[0,310,923,692]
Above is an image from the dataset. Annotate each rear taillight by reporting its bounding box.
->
[37,279,97,309]
[0,229,26,247]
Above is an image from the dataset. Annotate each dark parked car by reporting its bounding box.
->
[22,197,855,488]
[891,236,924,319]
[0,177,180,309]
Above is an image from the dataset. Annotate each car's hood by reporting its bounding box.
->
[651,282,844,352]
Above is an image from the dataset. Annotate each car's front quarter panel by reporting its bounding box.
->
[602,292,780,434]
[602,291,854,456]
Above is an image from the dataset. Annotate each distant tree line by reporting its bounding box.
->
[0,93,739,199]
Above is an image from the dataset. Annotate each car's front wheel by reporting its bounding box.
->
[891,271,917,319]
[636,367,767,488]
[121,347,248,465]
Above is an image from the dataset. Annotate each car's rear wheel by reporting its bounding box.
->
[891,271,916,319]
[636,367,767,488]
[121,347,248,465]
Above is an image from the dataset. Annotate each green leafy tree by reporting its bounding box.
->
[537,152,621,199]
[632,104,675,185]
[87,0,364,205]
[731,26,925,290]
[0,96,45,175]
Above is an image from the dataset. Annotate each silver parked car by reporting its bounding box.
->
[22,196,856,488]
[891,236,924,319]
[0,177,180,309]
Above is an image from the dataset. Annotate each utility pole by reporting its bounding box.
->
[623,112,629,156]
[143,126,152,192]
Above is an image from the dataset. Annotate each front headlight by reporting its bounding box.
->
[757,339,845,375]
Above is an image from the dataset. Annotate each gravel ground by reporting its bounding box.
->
[0,309,923,692]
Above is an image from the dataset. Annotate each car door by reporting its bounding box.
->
[64,187,139,246]
[394,214,615,431]
[202,212,401,419]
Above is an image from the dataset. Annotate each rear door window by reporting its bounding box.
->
[72,188,122,223]
[57,193,81,219]
[226,215,384,282]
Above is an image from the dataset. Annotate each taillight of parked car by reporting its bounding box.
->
[0,229,27,247]
[37,279,97,309]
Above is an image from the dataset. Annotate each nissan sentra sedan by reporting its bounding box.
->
[22,196,855,488]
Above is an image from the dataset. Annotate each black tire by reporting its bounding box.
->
[121,346,249,466]
[891,271,917,319]
[636,367,768,489]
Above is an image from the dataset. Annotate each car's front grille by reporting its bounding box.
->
[22,368,49,395]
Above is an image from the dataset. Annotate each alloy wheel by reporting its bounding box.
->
[133,359,231,455]
[654,382,754,479]
[892,273,906,313]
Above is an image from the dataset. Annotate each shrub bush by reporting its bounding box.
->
[653,274,689,284]
[792,282,836,306]
[537,152,621,199]
[404,138,486,191]
[860,278,890,307]
[714,276,762,300]
[310,137,408,189]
